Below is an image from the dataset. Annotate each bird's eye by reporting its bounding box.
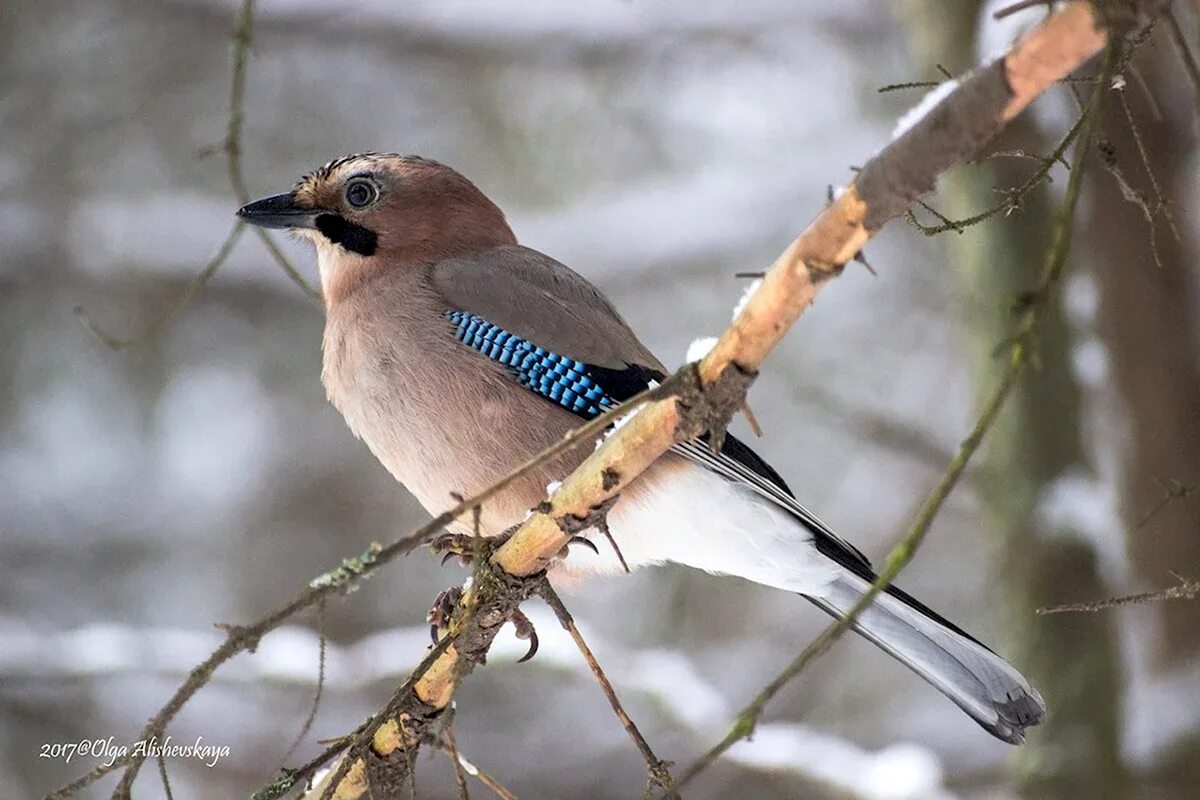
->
[345,179,378,209]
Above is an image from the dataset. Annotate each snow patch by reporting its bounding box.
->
[1071,338,1110,388]
[732,278,763,320]
[685,336,718,363]
[892,79,959,140]
[726,724,954,800]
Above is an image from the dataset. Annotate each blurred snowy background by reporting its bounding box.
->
[3,0,1199,798]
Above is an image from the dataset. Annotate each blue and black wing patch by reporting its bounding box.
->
[445,310,630,418]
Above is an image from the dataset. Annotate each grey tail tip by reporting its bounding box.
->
[986,687,1047,745]
[807,572,1048,746]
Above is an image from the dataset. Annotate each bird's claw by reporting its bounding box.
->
[431,533,483,567]
[556,535,599,559]
[426,587,538,663]
[510,608,539,663]
[427,586,463,644]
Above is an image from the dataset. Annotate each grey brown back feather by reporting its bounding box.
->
[431,245,664,372]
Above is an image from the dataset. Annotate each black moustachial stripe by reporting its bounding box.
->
[316,213,378,256]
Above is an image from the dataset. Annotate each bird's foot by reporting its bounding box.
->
[432,528,597,567]
[430,533,492,567]
[426,586,463,644]
[424,585,539,662]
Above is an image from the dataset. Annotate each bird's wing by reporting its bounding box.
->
[431,245,663,372]
[430,244,874,576]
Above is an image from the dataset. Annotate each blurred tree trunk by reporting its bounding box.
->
[899,3,1127,798]
[1084,30,1200,666]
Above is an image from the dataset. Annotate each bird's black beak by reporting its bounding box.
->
[236,192,320,230]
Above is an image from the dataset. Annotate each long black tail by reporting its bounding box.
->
[805,570,1046,744]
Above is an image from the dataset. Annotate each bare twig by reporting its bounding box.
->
[155,752,175,800]
[1038,575,1200,614]
[430,732,518,800]
[74,223,246,350]
[995,0,1057,21]
[442,726,471,800]
[906,108,1088,235]
[1131,478,1194,535]
[1163,6,1200,110]
[538,581,675,794]
[73,0,317,353]
[227,0,319,300]
[278,599,329,767]
[878,79,943,93]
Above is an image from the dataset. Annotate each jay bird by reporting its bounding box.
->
[238,153,1046,744]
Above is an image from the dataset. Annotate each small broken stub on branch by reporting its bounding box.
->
[676,360,758,452]
[553,494,620,539]
[553,495,629,571]
[601,466,621,491]
[805,256,849,281]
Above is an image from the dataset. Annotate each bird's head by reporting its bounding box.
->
[237,153,515,303]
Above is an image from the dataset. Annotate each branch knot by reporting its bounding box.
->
[676,360,759,451]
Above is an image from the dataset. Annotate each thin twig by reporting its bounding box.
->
[429,732,518,800]
[74,0,317,352]
[906,107,1088,235]
[1163,6,1200,111]
[155,752,175,800]
[878,79,942,93]
[538,581,675,794]
[1131,478,1194,535]
[227,0,320,300]
[1038,575,1200,614]
[994,0,1056,21]
[278,599,328,767]
[442,726,471,800]
[1117,76,1178,231]
[664,37,1120,796]
[74,223,245,350]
